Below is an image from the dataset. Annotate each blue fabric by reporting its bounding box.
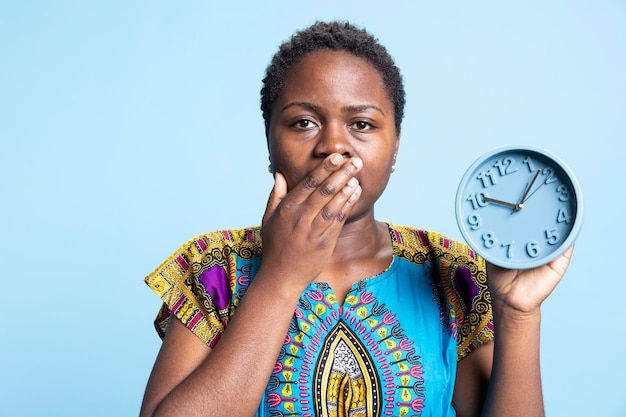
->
[146,224,493,416]
[255,256,457,416]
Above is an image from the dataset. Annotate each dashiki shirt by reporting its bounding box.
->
[145,224,494,417]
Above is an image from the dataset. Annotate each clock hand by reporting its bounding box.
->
[479,172,542,214]
[517,169,542,207]
[483,196,519,209]
[522,173,550,204]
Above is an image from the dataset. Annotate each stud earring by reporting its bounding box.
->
[391,154,397,173]
[268,164,273,173]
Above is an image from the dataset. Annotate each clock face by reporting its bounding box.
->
[455,145,583,269]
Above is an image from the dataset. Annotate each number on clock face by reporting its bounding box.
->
[476,229,564,259]
[493,157,518,176]
[545,228,560,245]
[474,155,562,190]
[467,214,481,230]
[466,192,488,209]
[476,157,520,188]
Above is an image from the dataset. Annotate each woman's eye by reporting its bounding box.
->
[352,121,373,130]
[293,119,316,129]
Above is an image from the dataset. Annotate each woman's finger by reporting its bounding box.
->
[312,177,362,230]
[262,172,288,226]
[287,154,361,206]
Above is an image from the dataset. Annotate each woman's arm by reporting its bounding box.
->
[481,300,544,416]
[140,314,212,417]
[452,247,573,417]
[453,341,493,416]
[139,270,306,417]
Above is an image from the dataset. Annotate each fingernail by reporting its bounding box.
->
[351,158,363,169]
[348,177,358,187]
[330,153,342,165]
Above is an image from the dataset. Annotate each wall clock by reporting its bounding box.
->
[455,145,583,269]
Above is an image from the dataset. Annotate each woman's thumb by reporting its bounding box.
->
[262,172,287,226]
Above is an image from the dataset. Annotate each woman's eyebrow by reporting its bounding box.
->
[280,102,385,116]
[280,102,322,112]
[342,104,385,115]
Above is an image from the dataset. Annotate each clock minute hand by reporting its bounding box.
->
[522,174,549,204]
[517,169,542,208]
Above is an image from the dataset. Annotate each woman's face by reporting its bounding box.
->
[267,49,400,221]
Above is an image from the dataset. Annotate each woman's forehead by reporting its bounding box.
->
[278,50,392,109]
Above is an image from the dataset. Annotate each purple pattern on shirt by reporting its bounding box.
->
[454,266,479,312]
[198,265,230,311]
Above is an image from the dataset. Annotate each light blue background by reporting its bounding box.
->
[1,1,624,416]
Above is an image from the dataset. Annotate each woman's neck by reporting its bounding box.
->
[314,215,393,304]
[333,214,390,262]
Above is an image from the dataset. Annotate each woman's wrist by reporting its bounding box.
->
[491,297,542,331]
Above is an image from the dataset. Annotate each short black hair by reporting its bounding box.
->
[260,21,406,135]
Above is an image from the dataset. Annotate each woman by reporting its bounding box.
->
[140,21,571,417]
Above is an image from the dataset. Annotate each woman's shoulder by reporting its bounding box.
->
[386,222,484,269]
[166,226,262,263]
[144,226,262,289]
[187,226,263,250]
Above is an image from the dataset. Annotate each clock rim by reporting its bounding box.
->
[455,144,584,269]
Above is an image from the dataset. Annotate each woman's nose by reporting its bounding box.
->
[314,122,353,157]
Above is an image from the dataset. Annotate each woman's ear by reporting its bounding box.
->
[394,133,400,154]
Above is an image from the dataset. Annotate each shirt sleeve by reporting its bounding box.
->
[427,231,495,361]
[144,231,242,348]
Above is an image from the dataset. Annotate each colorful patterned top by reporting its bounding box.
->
[145,224,494,417]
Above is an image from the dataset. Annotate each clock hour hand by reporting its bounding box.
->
[483,196,519,210]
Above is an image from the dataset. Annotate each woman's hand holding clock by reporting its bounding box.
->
[486,246,573,314]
